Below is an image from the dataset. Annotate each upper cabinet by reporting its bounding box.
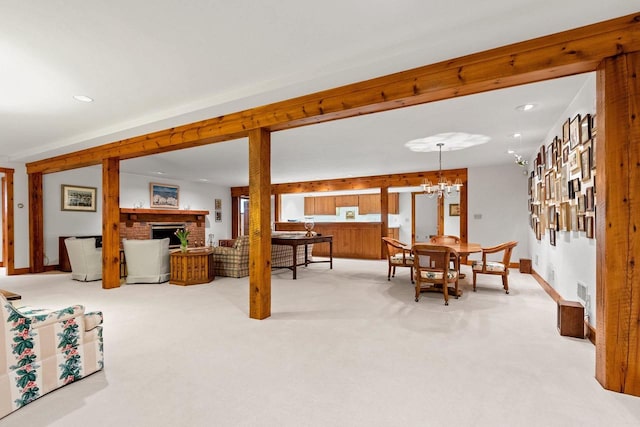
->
[305,193,398,215]
[358,194,380,214]
[314,196,337,215]
[359,193,399,214]
[304,197,315,215]
[335,195,359,207]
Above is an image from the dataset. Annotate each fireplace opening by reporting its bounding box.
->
[150,223,186,248]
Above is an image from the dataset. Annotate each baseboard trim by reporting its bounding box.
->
[531,268,595,346]
[11,267,30,275]
[44,265,59,272]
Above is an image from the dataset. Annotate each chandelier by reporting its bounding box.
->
[421,143,463,198]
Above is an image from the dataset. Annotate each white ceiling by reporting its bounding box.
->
[2,1,636,186]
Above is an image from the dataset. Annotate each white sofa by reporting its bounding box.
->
[122,238,171,283]
[64,237,102,281]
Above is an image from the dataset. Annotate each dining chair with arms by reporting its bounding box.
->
[472,241,518,294]
[412,244,459,305]
[429,235,461,245]
[381,237,414,284]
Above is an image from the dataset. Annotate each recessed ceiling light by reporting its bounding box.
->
[512,132,522,138]
[515,103,535,111]
[73,95,94,103]
[155,171,165,175]
[507,149,515,154]
[198,178,209,182]
[405,132,490,152]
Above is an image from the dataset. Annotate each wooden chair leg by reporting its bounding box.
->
[392,266,396,278]
[472,271,477,291]
[502,274,509,294]
[410,266,414,284]
[387,264,392,281]
[415,283,420,302]
[443,281,449,306]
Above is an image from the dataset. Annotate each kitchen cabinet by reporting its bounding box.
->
[304,197,315,215]
[335,195,359,207]
[313,196,336,215]
[358,194,380,214]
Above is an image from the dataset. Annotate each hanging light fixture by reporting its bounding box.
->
[420,143,463,198]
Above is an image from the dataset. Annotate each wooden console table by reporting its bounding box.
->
[169,248,215,286]
[271,234,333,279]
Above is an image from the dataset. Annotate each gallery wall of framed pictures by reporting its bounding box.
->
[529,112,596,244]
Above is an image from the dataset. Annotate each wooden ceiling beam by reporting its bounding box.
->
[231,169,467,196]
[27,12,640,175]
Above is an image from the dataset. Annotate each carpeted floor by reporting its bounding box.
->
[1,259,639,426]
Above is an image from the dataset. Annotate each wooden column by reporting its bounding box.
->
[102,158,121,289]
[2,169,15,274]
[248,128,272,320]
[28,172,44,273]
[231,195,240,239]
[380,187,389,258]
[274,193,282,224]
[437,197,445,235]
[595,51,640,396]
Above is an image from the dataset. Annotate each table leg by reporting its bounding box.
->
[329,240,333,269]
[292,244,298,280]
[304,244,309,266]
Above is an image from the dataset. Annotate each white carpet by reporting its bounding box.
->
[1,260,639,427]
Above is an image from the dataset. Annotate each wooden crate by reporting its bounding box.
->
[557,300,584,338]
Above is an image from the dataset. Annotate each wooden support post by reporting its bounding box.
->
[28,172,44,273]
[102,158,121,289]
[231,195,240,239]
[248,128,272,320]
[595,51,640,396]
[2,169,15,274]
[380,187,389,259]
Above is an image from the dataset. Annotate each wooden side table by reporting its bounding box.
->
[557,299,585,338]
[169,248,215,286]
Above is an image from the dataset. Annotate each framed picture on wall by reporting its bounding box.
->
[150,183,179,209]
[550,228,556,246]
[215,211,222,222]
[215,199,222,210]
[61,184,97,212]
[581,147,591,181]
[562,118,571,144]
[449,203,460,216]
[569,114,581,150]
[586,216,594,239]
[580,114,591,144]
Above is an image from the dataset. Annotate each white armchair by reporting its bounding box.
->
[122,238,171,284]
[64,237,102,282]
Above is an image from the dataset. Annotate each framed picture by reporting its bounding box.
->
[578,214,586,232]
[569,150,580,172]
[562,146,569,164]
[150,183,179,209]
[586,216,594,239]
[586,186,595,212]
[581,147,591,181]
[550,228,556,246]
[578,194,585,213]
[449,203,460,216]
[562,118,570,144]
[570,205,578,231]
[215,199,222,210]
[61,184,97,212]
[591,113,597,136]
[215,211,222,222]
[569,114,581,150]
[590,136,597,169]
[535,220,542,241]
[580,114,591,144]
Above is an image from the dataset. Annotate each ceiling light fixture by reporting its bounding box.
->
[420,143,462,198]
[515,103,535,111]
[512,132,522,138]
[73,95,94,103]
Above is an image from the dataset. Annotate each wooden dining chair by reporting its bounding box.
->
[382,237,414,283]
[430,235,461,271]
[471,241,518,294]
[412,244,459,305]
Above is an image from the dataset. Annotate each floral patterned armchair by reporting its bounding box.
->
[0,294,104,419]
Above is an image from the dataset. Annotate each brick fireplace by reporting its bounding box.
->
[119,208,208,247]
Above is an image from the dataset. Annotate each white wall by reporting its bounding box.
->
[41,169,232,265]
[443,192,460,236]
[467,164,530,263]
[527,74,597,324]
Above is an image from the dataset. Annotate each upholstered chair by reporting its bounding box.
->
[412,244,459,305]
[472,241,518,293]
[382,237,414,284]
[122,238,171,284]
[64,237,102,282]
[0,293,104,418]
[212,235,250,278]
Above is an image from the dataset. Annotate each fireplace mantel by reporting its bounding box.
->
[120,208,209,227]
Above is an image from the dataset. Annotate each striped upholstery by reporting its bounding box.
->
[0,295,104,419]
[418,270,458,280]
